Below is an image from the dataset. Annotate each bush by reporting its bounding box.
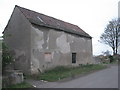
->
[2,42,14,71]
[109,55,114,63]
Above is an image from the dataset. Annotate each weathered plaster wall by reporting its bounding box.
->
[30,24,93,74]
[4,7,31,74]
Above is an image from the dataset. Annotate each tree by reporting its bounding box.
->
[100,18,120,55]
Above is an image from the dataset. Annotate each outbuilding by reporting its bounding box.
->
[3,5,93,74]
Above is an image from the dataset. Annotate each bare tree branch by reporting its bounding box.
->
[100,18,120,55]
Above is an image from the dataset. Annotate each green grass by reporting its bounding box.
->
[6,82,34,88]
[34,64,106,82]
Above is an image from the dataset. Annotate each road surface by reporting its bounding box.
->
[26,65,118,88]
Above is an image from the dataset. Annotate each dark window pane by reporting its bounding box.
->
[72,53,76,63]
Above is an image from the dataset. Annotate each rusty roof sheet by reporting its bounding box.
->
[16,5,91,38]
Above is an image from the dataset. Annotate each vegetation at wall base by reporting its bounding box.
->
[32,64,107,82]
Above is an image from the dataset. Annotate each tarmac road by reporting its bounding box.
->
[54,65,118,88]
[26,65,118,88]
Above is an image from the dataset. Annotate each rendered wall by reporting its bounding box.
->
[30,24,93,74]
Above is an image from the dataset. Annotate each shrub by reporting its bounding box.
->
[2,42,14,71]
[109,55,114,63]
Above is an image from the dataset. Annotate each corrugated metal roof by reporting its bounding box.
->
[16,5,92,38]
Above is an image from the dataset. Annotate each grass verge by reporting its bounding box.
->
[28,64,107,82]
[5,82,34,88]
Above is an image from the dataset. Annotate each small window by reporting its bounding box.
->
[72,53,76,63]
[44,52,52,62]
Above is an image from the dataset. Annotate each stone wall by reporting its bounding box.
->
[2,70,24,87]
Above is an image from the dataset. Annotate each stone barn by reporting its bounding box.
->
[3,5,93,75]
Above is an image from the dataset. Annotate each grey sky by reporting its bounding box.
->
[0,0,119,55]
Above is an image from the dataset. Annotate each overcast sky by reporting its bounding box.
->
[0,0,119,55]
